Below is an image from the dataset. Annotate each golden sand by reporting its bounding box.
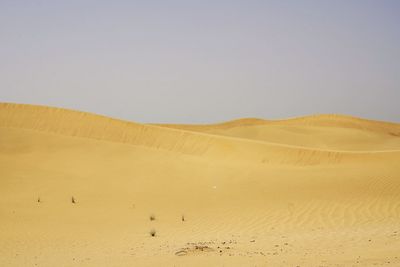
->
[1,103,399,266]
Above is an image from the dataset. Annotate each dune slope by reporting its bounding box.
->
[157,115,400,151]
[1,103,400,266]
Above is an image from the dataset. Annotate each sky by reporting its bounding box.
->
[1,0,399,123]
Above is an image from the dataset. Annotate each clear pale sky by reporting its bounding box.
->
[1,1,399,123]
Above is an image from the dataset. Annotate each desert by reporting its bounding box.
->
[1,103,399,266]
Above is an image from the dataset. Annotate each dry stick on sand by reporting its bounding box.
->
[37,197,41,203]
[71,196,76,204]
[182,215,185,222]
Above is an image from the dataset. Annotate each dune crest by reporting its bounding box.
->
[1,103,399,165]
[158,115,400,151]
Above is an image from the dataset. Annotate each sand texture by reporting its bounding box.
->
[1,103,400,266]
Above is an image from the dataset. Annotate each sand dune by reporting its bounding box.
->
[1,103,400,266]
[157,115,400,151]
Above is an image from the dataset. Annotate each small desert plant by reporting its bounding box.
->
[150,229,156,237]
[71,196,76,204]
[149,214,155,221]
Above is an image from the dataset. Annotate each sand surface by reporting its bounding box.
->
[1,103,400,266]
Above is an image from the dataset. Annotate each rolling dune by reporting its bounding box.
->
[1,103,400,266]
[157,116,400,151]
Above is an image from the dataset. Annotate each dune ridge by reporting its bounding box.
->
[157,114,400,133]
[157,115,400,151]
[1,103,400,167]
